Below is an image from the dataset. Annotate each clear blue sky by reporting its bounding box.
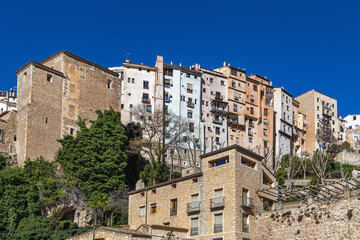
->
[1,0,359,116]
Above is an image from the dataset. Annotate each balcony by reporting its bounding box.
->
[215,94,224,101]
[214,224,223,233]
[211,105,228,113]
[322,110,332,117]
[213,119,223,125]
[187,102,195,108]
[248,130,253,136]
[190,227,199,236]
[241,197,255,208]
[322,104,331,110]
[210,197,225,210]
[242,224,249,233]
[170,208,177,216]
[142,98,150,104]
[187,201,200,214]
[164,97,171,103]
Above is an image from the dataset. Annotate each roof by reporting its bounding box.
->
[15,61,65,77]
[123,62,157,71]
[214,65,246,73]
[128,172,202,195]
[274,87,293,97]
[249,74,270,81]
[200,67,226,78]
[295,89,337,101]
[200,144,264,161]
[68,227,151,239]
[163,63,202,76]
[40,50,119,77]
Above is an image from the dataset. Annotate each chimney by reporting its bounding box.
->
[223,61,226,67]
[170,61,173,65]
[125,59,130,63]
[180,63,182,67]
[136,180,145,190]
[228,63,230,66]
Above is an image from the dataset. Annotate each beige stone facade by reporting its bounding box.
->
[66,227,151,240]
[128,145,277,240]
[292,99,307,156]
[15,51,121,165]
[295,90,338,154]
[0,110,18,162]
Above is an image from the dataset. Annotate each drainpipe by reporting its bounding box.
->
[145,186,148,225]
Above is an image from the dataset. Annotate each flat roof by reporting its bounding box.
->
[123,62,157,71]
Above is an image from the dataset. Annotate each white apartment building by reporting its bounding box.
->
[200,67,228,153]
[0,90,17,113]
[109,61,157,124]
[163,63,202,167]
[274,87,293,161]
[344,114,360,129]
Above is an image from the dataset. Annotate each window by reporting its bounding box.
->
[146,105,152,113]
[242,213,249,233]
[188,110,193,118]
[0,129,4,141]
[215,127,220,135]
[150,203,157,214]
[186,73,190,78]
[214,213,223,233]
[143,81,149,89]
[210,78,214,83]
[142,93,150,103]
[47,74,52,82]
[250,95,254,103]
[249,137,253,143]
[209,158,229,167]
[236,137,239,143]
[317,98,319,102]
[70,128,74,135]
[264,119,268,126]
[264,129,268,136]
[129,104,133,108]
[232,81,236,88]
[317,106,319,111]
[128,78,131,83]
[187,83,193,93]
[139,206,145,216]
[264,108,268,116]
[231,69,237,76]
[354,116,357,121]
[191,218,199,236]
[242,157,255,168]
[216,137,220,144]
[221,80,225,85]
[13,135,16,141]
[164,68,173,76]
[253,85,257,91]
[287,106,289,111]
[233,104,238,112]
[263,199,273,212]
[189,123,194,132]
[132,78,135,83]
[170,199,177,216]
[107,80,112,89]
[264,140,268,148]
[250,107,254,114]
[203,88,206,93]
[45,117,48,124]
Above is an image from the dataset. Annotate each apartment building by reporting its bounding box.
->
[15,50,121,165]
[344,114,360,129]
[200,67,228,153]
[0,90,17,114]
[295,90,338,153]
[337,117,346,144]
[245,75,275,169]
[214,63,246,148]
[292,99,308,156]
[273,87,293,162]
[109,61,158,124]
[128,145,277,240]
[162,63,202,168]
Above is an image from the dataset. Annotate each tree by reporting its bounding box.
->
[131,105,188,185]
[275,154,302,189]
[311,150,332,184]
[0,154,6,170]
[56,108,128,199]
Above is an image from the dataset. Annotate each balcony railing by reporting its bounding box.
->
[211,106,228,112]
[210,197,225,209]
[187,201,200,213]
[170,208,177,216]
[241,197,255,208]
[214,224,223,233]
[187,102,195,108]
[215,94,223,100]
[242,224,249,233]
[142,98,150,104]
[190,227,199,236]
[213,120,223,125]
[164,97,171,103]
[322,104,331,110]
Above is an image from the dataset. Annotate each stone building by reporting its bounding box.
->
[345,125,360,150]
[128,145,277,240]
[273,87,293,162]
[344,114,360,129]
[0,110,17,163]
[15,51,121,165]
[295,90,338,154]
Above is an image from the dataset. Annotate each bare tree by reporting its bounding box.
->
[299,152,310,180]
[311,150,331,184]
[283,154,302,189]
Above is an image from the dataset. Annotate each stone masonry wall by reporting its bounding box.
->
[254,197,360,240]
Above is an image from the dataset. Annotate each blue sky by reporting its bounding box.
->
[1,0,359,116]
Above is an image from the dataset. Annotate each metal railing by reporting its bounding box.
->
[170,208,177,216]
[190,227,199,236]
[213,120,223,125]
[241,196,255,208]
[210,197,225,209]
[142,98,150,103]
[187,201,200,213]
[214,224,223,233]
